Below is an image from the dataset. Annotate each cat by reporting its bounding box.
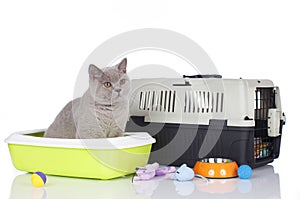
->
[44,58,130,139]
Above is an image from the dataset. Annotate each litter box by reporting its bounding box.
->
[5,129,155,179]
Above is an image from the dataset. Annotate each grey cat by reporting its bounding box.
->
[44,58,130,139]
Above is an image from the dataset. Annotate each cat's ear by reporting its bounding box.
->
[118,58,127,73]
[89,64,103,80]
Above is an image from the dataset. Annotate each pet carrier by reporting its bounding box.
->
[126,75,286,168]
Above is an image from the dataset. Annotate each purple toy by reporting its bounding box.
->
[133,162,176,181]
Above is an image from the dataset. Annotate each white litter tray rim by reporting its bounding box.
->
[5,129,156,150]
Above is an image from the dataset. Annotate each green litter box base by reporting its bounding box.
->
[8,143,152,180]
[6,130,155,180]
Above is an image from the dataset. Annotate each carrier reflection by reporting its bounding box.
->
[10,165,280,199]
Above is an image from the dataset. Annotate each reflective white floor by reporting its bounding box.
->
[9,165,281,199]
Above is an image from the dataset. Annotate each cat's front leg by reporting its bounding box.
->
[106,126,124,138]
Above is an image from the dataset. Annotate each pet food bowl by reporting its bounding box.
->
[194,158,238,179]
[5,129,155,179]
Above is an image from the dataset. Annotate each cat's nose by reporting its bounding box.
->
[115,88,121,93]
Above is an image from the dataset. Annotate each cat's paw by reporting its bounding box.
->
[108,130,124,138]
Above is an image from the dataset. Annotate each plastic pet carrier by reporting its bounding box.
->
[126,75,286,168]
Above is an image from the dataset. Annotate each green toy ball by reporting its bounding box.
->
[31,171,47,187]
[238,165,252,179]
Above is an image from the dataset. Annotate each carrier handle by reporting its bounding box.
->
[173,74,222,86]
[183,74,222,78]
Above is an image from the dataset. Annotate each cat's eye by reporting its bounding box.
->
[120,79,126,85]
[103,82,112,88]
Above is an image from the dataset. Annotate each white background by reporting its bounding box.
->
[0,0,299,198]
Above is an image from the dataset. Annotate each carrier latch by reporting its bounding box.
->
[268,108,282,137]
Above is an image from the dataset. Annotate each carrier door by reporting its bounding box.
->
[254,87,285,162]
[267,87,286,137]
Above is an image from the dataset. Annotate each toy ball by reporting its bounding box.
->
[238,165,252,179]
[31,171,47,187]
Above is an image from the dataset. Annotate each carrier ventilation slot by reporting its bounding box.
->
[139,90,176,112]
[184,91,224,113]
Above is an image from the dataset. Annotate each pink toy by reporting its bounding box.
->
[133,162,176,181]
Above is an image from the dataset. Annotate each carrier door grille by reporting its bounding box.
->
[255,88,276,120]
[139,90,176,112]
[184,91,224,113]
[254,87,276,161]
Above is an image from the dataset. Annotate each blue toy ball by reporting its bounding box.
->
[238,165,252,179]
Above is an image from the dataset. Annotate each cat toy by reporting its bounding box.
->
[173,164,209,183]
[133,163,209,183]
[133,162,176,181]
[31,171,47,187]
[237,165,252,179]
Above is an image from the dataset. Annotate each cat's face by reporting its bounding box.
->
[88,58,130,105]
